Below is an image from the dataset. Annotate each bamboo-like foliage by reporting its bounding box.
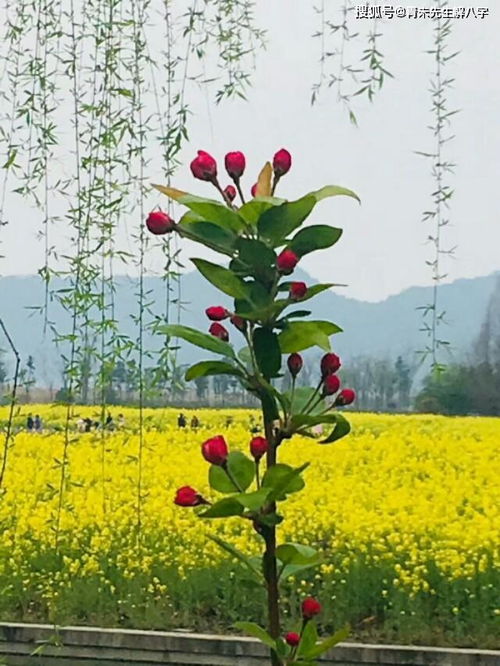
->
[0,0,265,581]
[417,0,458,372]
[311,1,393,123]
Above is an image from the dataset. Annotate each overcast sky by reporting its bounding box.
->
[1,2,499,302]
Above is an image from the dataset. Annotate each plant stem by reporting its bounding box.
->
[262,398,282,666]
[255,461,261,489]
[223,464,244,492]
[271,174,280,196]
[302,378,324,414]
[235,179,246,205]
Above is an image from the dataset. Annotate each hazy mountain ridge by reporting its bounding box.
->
[0,270,497,386]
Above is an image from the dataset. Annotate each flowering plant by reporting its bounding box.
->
[150,148,358,665]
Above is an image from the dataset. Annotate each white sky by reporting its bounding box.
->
[1,2,499,302]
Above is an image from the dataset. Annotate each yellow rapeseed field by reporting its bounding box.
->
[0,405,498,646]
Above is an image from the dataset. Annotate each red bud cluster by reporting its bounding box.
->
[174,486,207,507]
[209,322,229,341]
[285,632,300,647]
[225,151,246,180]
[250,436,268,461]
[223,185,237,202]
[277,249,299,274]
[321,353,341,377]
[146,211,175,235]
[323,374,341,396]
[273,148,292,177]
[230,315,247,332]
[287,353,303,378]
[190,150,217,181]
[289,281,307,301]
[202,435,229,466]
[301,597,322,619]
[187,148,292,204]
[335,388,356,406]
[206,306,229,321]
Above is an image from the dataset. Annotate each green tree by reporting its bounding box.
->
[415,365,472,415]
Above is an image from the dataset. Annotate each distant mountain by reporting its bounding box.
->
[0,270,497,386]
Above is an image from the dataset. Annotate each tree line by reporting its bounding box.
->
[2,276,500,415]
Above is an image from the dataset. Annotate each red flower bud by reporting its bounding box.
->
[287,353,303,378]
[206,306,229,321]
[146,211,175,235]
[190,150,217,181]
[230,315,247,332]
[323,373,341,396]
[209,322,229,342]
[273,148,292,177]
[201,435,229,466]
[225,151,246,180]
[174,486,206,507]
[251,183,258,198]
[223,185,237,202]
[301,597,322,620]
[290,281,307,301]
[285,632,300,647]
[335,388,356,406]
[276,249,299,274]
[321,353,341,377]
[250,436,268,461]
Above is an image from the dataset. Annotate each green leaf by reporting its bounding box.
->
[279,321,342,353]
[234,622,276,649]
[236,238,276,269]
[278,282,338,303]
[248,281,273,309]
[253,328,282,379]
[298,621,318,657]
[160,324,236,359]
[320,413,351,443]
[238,197,285,225]
[275,637,289,658]
[191,258,251,301]
[286,310,311,318]
[152,184,188,201]
[209,451,255,493]
[179,194,245,232]
[276,543,320,566]
[185,360,241,381]
[311,184,361,204]
[304,626,350,659]
[208,535,263,581]
[279,561,322,580]
[290,226,342,257]
[238,346,252,365]
[258,196,316,246]
[291,411,340,429]
[284,387,325,415]
[263,463,309,502]
[235,488,271,512]
[180,219,236,254]
[2,149,17,169]
[199,497,244,518]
